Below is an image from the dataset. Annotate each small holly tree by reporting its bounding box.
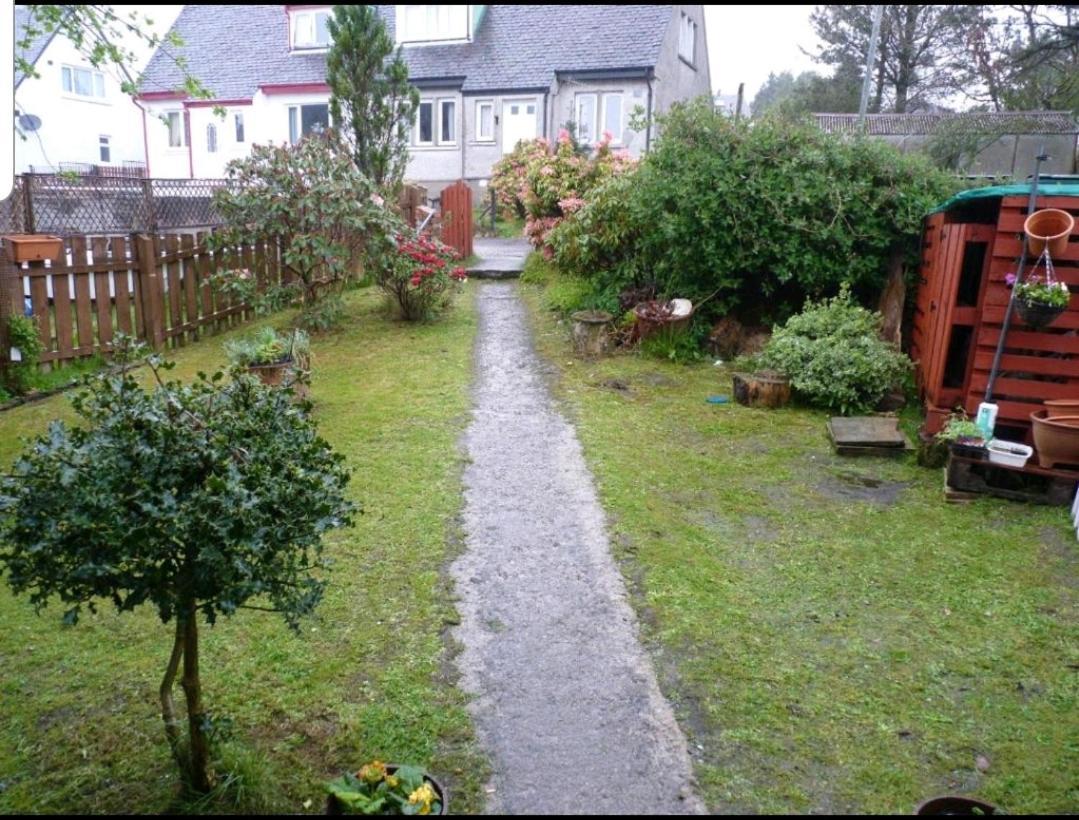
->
[0,339,355,793]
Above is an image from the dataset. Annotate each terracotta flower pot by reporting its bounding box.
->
[1043,399,1079,418]
[5,234,63,263]
[1030,410,1079,469]
[247,360,291,387]
[1024,208,1074,258]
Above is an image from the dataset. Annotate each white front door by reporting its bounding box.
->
[501,98,538,154]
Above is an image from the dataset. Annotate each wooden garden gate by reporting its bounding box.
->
[439,180,473,259]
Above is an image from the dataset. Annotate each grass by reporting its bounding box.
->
[520,278,1078,814]
[0,285,488,814]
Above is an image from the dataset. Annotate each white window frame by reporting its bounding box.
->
[98,135,110,163]
[165,111,185,149]
[475,100,495,142]
[575,93,598,146]
[601,93,624,145]
[415,100,435,146]
[439,98,457,146]
[291,7,332,51]
[61,64,106,100]
[288,102,331,145]
[679,12,697,65]
[395,5,471,45]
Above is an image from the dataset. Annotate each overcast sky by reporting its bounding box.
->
[704,6,821,103]
[123,5,821,105]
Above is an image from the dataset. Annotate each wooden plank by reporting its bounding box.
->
[993,234,1079,262]
[70,237,94,355]
[972,350,1079,378]
[163,234,183,344]
[241,241,256,321]
[52,267,74,360]
[827,416,906,447]
[110,237,133,335]
[180,233,199,342]
[196,231,214,329]
[91,237,113,348]
[28,269,51,350]
[979,305,1079,330]
[976,326,1079,353]
[969,373,1079,402]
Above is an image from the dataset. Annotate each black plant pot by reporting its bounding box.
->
[949,440,988,461]
[1016,300,1066,330]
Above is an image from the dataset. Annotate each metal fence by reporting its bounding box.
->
[0,174,233,237]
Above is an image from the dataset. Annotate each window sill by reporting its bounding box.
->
[61,93,110,106]
[290,46,329,54]
[411,145,460,152]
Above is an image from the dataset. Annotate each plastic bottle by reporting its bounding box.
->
[975,401,998,440]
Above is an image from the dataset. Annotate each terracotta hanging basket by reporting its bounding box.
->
[1015,299,1066,330]
[1024,208,1074,258]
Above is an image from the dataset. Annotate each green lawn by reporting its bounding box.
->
[0,285,487,813]
[521,281,1077,814]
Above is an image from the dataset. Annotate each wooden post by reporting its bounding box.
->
[0,251,22,369]
[22,175,35,234]
[135,233,165,349]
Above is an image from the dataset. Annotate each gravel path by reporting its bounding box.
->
[451,282,703,815]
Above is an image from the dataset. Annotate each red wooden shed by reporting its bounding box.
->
[912,181,1079,440]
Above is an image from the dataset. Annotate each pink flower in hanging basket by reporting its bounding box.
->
[1004,272,1017,287]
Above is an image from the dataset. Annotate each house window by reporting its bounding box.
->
[679,12,696,64]
[98,136,110,163]
[292,7,332,50]
[235,112,245,143]
[207,123,218,153]
[288,103,330,144]
[416,101,434,145]
[575,93,597,145]
[397,5,469,43]
[603,93,623,144]
[166,111,185,148]
[476,100,494,142]
[62,65,106,99]
[440,99,456,144]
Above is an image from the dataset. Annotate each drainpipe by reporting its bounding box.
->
[645,67,655,153]
[137,100,151,177]
[542,89,549,141]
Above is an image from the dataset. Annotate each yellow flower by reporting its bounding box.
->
[385,775,400,789]
[408,782,437,815]
[358,760,388,784]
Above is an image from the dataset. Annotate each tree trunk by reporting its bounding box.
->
[878,247,906,348]
[160,618,186,773]
[181,605,215,793]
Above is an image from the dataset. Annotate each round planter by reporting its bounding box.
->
[570,310,613,359]
[1043,399,1079,419]
[1015,299,1066,330]
[634,299,693,342]
[732,371,791,409]
[247,360,292,387]
[914,795,998,815]
[1030,410,1079,469]
[325,766,447,816]
[1024,208,1074,258]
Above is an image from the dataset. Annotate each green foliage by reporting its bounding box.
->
[208,267,300,317]
[757,288,912,414]
[751,70,861,117]
[490,139,548,220]
[377,233,467,322]
[326,5,420,192]
[224,327,310,369]
[298,295,349,333]
[550,100,959,324]
[639,324,706,364]
[326,762,441,815]
[936,412,985,443]
[1015,276,1071,307]
[4,314,45,395]
[212,134,399,307]
[0,337,354,788]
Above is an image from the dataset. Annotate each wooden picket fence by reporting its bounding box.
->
[0,232,283,368]
[439,180,473,258]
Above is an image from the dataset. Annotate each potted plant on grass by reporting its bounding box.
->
[224,327,310,396]
[326,760,447,815]
[936,414,987,460]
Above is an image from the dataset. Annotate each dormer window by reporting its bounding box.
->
[396,5,470,44]
[291,7,332,51]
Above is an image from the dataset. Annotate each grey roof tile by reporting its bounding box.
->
[15,5,58,87]
[140,5,672,99]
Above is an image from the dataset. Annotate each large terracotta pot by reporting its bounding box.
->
[1024,208,1074,258]
[1043,399,1079,418]
[1030,410,1079,468]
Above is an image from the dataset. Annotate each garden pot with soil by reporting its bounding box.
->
[325,764,447,816]
[633,299,693,342]
[571,310,613,358]
[1024,208,1074,258]
[732,370,791,408]
[5,234,63,263]
[1030,410,1079,468]
[914,795,998,815]
[1015,298,1066,330]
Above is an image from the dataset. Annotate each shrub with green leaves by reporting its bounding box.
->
[549,100,959,323]
[0,339,354,793]
[3,314,44,395]
[757,288,912,414]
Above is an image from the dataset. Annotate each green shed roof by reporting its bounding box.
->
[931,180,1079,213]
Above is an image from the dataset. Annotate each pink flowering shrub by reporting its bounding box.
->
[490,138,550,220]
[377,233,468,321]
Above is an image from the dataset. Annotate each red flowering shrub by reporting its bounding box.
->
[377,233,468,321]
